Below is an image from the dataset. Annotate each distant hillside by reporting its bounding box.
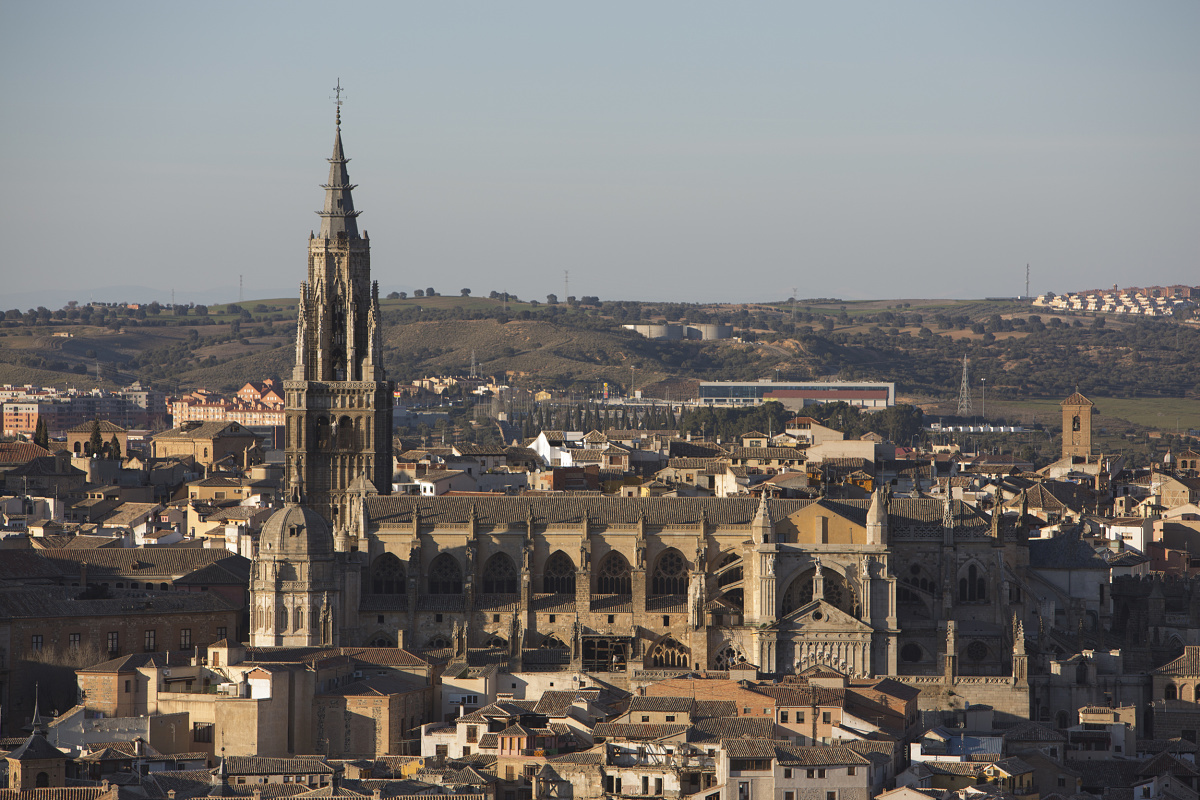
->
[1,297,1196,436]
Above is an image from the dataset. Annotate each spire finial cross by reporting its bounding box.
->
[332,78,344,128]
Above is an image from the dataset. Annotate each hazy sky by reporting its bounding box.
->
[2,2,1197,306]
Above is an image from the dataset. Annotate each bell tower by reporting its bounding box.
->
[284,87,393,531]
[1061,391,1095,460]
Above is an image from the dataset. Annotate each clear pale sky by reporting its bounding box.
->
[1,1,1197,307]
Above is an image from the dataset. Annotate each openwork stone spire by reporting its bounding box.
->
[317,85,361,240]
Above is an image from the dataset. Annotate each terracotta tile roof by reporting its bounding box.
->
[1138,751,1200,778]
[990,757,1035,776]
[66,419,127,434]
[1138,738,1199,754]
[665,458,725,470]
[1028,531,1111,570]
[1061,393,1094,407]
[689,717,776,742]
[548,749,606,765]
[0,441,53,464]
[773,742,871,767]
[0,790,114,800]
[534,690,601,716]
[42,547,246,579]
[728,447,807,461]
[693,700,738,719]
[222,756,335,775]
[591,723,687,741]
[153,421,254,439]
[6,733,67,761]
[5,457,86,478]
[1154,646,1200,676]
[1,587,237,624]
[0,551,74,582]
[751,685,844,707]
[628,696,693,713]
[1003,721,1066,743]
[530,593,576,612]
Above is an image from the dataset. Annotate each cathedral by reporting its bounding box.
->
[250,106,1037,703]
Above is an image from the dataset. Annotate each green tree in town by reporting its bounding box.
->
[87,419,104,456]
[33,417,49,449]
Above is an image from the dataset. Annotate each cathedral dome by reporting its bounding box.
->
[259,504,334,558]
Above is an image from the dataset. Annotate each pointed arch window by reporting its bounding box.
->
[648,636,690,668]
[958,563,987,603]
[540,633,569,650]
[372,553,405,594]
[714,643,746,670]
[542,551,576,594]
[781,570,850,615]
[597,551,631,595]
[651,549,687,595]
[482,553,518,594]
[428,553,463,595]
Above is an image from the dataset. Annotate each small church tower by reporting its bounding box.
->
[1061,391,1095,460]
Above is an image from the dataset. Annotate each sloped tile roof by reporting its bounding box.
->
[688,717,776,743]
[693,701,738,719]
[43,547,245,579]
[0,441,53,464]
[1029,531,1111,570]
[153,422,254,439]
[773,742,871,767]
[751,685,844,707]
[1,587,237,624]
[1003,721,1066,743]
[66,420,127,433]
[0,789,115,800]
[222,756,335,775]
[1154,646,1200,676]
[628,696,693,713]
[591,723,687,741]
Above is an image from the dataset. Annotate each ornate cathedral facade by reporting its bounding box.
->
[250,109,1035,699]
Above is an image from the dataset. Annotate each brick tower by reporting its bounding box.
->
[1061,390,1095,460]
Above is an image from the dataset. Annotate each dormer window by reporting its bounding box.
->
[289,525,301,537]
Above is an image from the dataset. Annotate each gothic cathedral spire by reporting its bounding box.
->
[284,91,393,530]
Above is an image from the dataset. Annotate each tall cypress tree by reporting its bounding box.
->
[33,417,48,449]
[87,419,103,456]
[109,434,122,460]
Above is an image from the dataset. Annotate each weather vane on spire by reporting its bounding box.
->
[332,79,344,128]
